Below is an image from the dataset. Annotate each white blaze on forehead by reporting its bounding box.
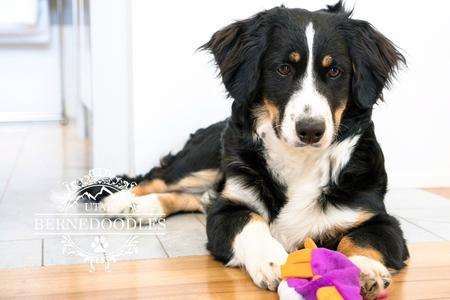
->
[305,23,315,81]
[280,22,334,148]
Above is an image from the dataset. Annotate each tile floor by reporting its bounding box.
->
[0,123,448,269]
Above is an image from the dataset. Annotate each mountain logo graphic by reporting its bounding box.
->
[68,184,120,209]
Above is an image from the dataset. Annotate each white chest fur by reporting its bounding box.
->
[256,122,361,252]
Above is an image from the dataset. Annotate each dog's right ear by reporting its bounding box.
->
[201,12,269,103]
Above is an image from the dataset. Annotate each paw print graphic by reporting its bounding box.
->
[91,236,109,253]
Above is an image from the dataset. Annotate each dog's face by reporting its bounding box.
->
[261,17,352,149]
[203,2,404,149]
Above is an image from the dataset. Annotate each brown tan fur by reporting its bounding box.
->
[263,99,280,121]
[334,98,348,128]
[175,169,220,192]
[356,211,375,225]
[321,55,333,67]
[337,236,384,263]
[131,169,220,196]
[289,51,301,63]
[157,192,204,215]
[132,179,168,196]
[252,99,281,133]
[249,212,267,224]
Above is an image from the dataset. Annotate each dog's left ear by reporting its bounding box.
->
[343,20,406,109]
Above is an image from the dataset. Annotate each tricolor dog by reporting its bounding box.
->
[102,2,409,299]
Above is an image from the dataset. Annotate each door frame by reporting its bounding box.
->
[89,0,134,175]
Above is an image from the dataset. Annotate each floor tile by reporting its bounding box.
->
[389,203,450,240]
[157,213,209,257]
[0,239,42,268]
[385,188,450,211]
[43,237,89,266]
[395,216,444,242]
[402,217,450,240]
[0,125,29,181]
[386,189,450,240]
[0,180,7,200]
[0,204,41,241]
[195,213,206,226]
[0,143,22,184]
[0,187,62,241]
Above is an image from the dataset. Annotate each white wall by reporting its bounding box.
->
[0,0,62,122]
[130,0,450,188]
[89,0,133,175]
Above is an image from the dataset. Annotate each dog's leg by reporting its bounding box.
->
[131,179,169,195]
[132,169,220,196]
[207,199,287,291]
[101,169,220,217]
[103,191,204,222]
[337,214,409,300]
[100,121,225,213]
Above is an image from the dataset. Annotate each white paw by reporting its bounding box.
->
[349,256,392,300]
[131,194,165,225]
[278,280,305,300]
[248,253,285,291]
[228,221,288,291]
[101,189,134,215]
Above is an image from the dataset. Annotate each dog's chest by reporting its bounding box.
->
[261,133,361,251]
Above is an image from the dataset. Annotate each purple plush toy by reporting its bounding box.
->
[277,238,364,300]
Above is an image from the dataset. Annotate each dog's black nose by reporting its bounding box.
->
[295,118,325,144]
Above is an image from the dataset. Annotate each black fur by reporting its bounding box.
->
[206,198,256,263]
[116,1,409,285]
[201,4,408,269]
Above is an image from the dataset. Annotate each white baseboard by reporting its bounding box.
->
[0,112,63,123]
[388,172,450,188]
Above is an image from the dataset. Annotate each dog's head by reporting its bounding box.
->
[202,1,405,149]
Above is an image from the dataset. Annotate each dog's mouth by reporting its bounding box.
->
[280,133,329,150]
[293,141,322,148]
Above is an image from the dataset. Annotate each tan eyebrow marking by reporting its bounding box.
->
[322,55,333,67]
[289,51,301,63]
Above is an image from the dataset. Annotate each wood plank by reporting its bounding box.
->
[423,188,450,200]
[1,242,450,299]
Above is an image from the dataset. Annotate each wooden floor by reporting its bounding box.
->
[424,187,450,200]
[1,242,449,300]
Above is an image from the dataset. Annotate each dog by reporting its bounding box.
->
[101,2,409,299]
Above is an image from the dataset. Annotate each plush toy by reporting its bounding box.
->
[277,238,388,300]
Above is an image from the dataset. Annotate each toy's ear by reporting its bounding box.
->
[342,19,406,109]
[304,238,317,249]
[201,11,270,103]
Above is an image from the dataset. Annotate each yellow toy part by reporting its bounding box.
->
[316,286,345,300]
[281,238,318,279]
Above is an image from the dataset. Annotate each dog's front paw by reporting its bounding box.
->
[349,256,392,300]
[250,258,283,291]
[245,242,288,291]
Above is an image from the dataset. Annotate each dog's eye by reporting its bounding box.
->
[327,66,342,79]
[276,64,292,76]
